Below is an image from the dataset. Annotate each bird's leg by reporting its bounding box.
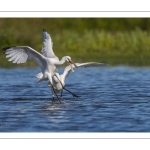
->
[51,88,55,101]
[61,90,63,97]
[51,86,62,103]
[59,90,64,101]
[48,74,61,103]
[55,76,79,98]
[63,86,80,98]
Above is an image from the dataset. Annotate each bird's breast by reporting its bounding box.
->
[54,83,63,91]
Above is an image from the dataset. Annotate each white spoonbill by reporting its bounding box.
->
[2,29,76,95]
[36,62,108,100]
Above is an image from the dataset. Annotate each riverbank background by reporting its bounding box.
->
[1,18,150,68]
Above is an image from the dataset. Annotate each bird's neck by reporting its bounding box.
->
[55,57,66,65]
[60,75,65,86]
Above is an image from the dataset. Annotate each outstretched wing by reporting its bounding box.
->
[2,46,47,71]
[75,62,108,68]
[41,29,57,58]
[63,62,109,78]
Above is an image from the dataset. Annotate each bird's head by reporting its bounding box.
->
[65,56,77,72]
[66,56,74,65]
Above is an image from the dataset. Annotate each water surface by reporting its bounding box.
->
[0,66,150,132]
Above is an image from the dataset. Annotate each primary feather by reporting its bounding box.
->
[2,46,46,71]
[41,29,57,58]
[63,62,108,79]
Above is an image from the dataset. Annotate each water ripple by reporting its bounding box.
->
[1,66,150,132]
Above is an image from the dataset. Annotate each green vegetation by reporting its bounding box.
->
[1,18,150,67]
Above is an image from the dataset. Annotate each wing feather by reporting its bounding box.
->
[41,29,57,58]
[3,46,47,71]
[76,62,108,68]
[8,52,19,62]
[12,54,21,63]
[63,62,108,78]
[36,72,43,79]
[6,51,17,58]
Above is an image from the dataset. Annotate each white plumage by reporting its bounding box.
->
[3,29,109,101]
[3,29,75,90]
[36,62,108,98]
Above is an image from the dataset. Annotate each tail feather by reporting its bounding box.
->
[36,79,43,83]
[36,72,43,79]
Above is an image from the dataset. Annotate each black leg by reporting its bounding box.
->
[51,86,62,103]
[63,86,80,98]
[52,96,55,101]
[55,75,80,98]
[59,90,64,101]
[61,90,63,97]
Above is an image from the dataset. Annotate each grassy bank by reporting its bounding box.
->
[1,19,150,67]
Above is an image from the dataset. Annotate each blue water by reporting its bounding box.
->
[0,66,150,132]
